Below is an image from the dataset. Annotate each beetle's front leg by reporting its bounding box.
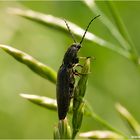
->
[72,68,81,77]
[74,63,83,68]
[79,56,95,60]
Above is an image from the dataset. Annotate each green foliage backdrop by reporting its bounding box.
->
[0,1,140,138]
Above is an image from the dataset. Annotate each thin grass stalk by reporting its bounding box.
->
[9,8,131,60]
[86,101,128,138]
[83,0,131,51]
[72,58,91,139]
[0,44,57,83]
[106,1,139,64]
[116,103,140,136]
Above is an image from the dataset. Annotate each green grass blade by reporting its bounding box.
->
[106,1,132,44]
[8,8,131,60]
[72,58,91,139]
[20,93,57,111]
[0,44,57,83]
[83,0,131,51]
[83,0,140,64]
[20,93,79,115]
[54,126,60,139]
[79,130,125,139]
[106,1,139,64]
[116,103,140,135]
[85,101,127,138]
[57,119,72,139]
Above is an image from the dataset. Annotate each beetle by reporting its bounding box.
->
[56,15,100,120]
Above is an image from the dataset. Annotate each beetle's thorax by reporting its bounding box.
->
[62,43,81,68]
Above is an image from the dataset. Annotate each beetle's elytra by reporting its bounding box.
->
[56,15,100,120]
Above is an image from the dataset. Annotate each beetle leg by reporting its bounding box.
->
[69,83,74,99]
[74,69,81,76]
[73,68,91,76]
[74,63,83,68]
[72,69,81,77]
[68,72,75,99]
[79,56,95,60]
[73,63,83,76]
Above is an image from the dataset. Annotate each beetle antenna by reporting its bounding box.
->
[80,15,100,44]
[64,19,77,43]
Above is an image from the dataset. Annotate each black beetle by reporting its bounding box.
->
[56,15,100,120]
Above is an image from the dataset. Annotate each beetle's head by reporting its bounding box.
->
[63,15,100,67]
[63,43,81,67]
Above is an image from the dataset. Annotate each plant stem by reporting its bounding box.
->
[106,1,139,64]
[85,101,128,138]
[9,8,132,61]
[83,0,140,65]
[0,44,57,83]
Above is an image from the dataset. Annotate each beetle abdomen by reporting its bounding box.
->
[56,65,74,120]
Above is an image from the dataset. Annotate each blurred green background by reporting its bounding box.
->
[0,1,140,138]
